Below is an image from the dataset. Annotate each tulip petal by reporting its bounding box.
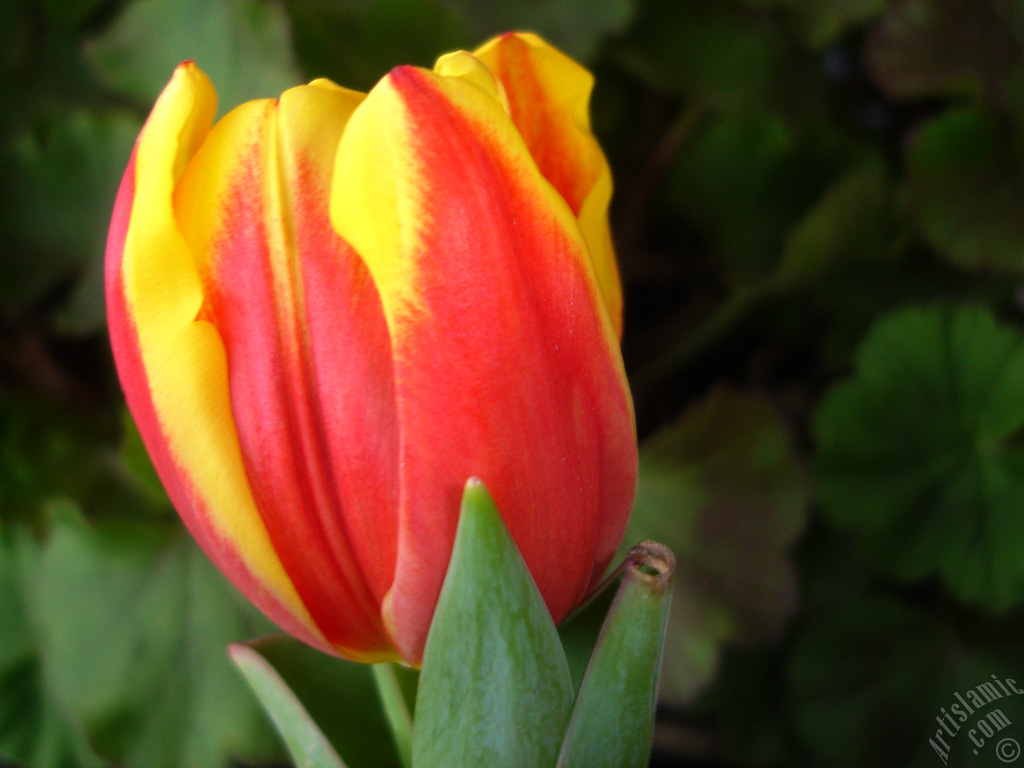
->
[332,65,637,662]
[472,33,623,335]
[107,64,330,655]
[173,83,401,659]
[433,49,510,114]
[107,64,394,662]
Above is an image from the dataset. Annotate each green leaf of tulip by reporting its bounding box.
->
[237,635,403,768]
[557,542,674,768]
[411,479,574,768]
[230,643,348,768]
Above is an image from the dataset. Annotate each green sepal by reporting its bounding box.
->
[411,479,574,768]
[557,542,675,768]
[230,643,348,768]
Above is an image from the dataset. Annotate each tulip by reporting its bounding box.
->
[106,32,637,664]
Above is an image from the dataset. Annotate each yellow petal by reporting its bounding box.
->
[173,79,398,658]
[474,32,623,335]
[433,49,510,114]
[330,64,634,661]
[121,63,335,653]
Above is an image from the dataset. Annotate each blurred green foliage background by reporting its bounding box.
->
[3,0,1024,766]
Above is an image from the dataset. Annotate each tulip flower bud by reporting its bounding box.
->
[106,33,637,664]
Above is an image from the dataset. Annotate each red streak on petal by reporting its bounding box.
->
[106,151,335,655]
[489,36,598,216]
[381,68,636,662]
[205,127,398,656]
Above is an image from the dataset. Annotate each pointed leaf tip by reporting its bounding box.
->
[412,480,573,768]
[230,643,349,768]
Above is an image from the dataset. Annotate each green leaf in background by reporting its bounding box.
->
[289,0,468,92]
[789,594,1024,768]
[39,0,110,31]
[625,388,809,703]
[742,0,891,50]
[86,0,301,109]
[0,397,171,526]
[444,0,633,62]
[615,0,813,111]
[907,108,1024,274]
[231,643,348,768]
[0,2,109,149]
[0,110,140,332]
[247,635,403,768]
[789,596,946,767]
[813,305,1024,610]
[698,525,873,767]
[864,0,1024,117]
[775,157,894,287]
[666,112,852,285]
[702,645,799,768]
[33,509,281,768]
[412,480,573,768]
[0,525,107,768]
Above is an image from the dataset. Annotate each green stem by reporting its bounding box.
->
[372,663,414,768]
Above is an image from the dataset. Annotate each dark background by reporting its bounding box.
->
[4,1,1024,767]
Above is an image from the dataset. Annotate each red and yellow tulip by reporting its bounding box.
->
[106,32,636,664]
